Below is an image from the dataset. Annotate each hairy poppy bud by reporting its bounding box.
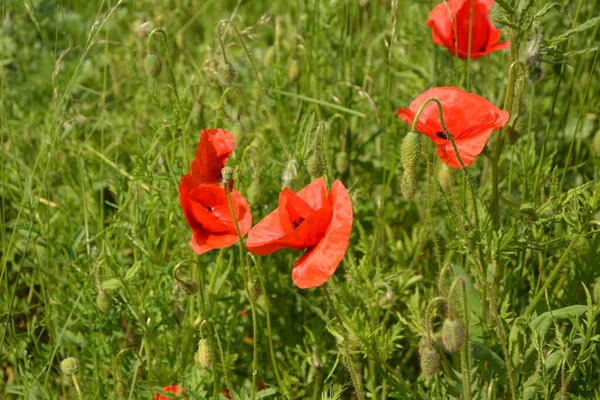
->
[401,131,421,175]
[178,277,200,295]
[60,357,80,376]
[593,282,600,306]
[219,62,237,86]
[437,164,451,191]
[116,381,127,398]
[528,65,543,85]
[263,46,276,67]
[96,291,112,314]
[593,130,600,155]
[441,318,466,353]
[306,154,324,177]
[399,171,417,200]
[281,159,298,189]
[144,52,162,78]
[335,151,349,175]
[287,59,301,83]
[221,166,234,183]
[196,338,212,369]
[418,344,440,380]
[247,180,261,204]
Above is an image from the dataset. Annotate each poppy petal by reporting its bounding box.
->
[278,188,315,233]
[190,129,235,185]
[292,180,353,289]
[427,0,465,49]
[296,176,329,210]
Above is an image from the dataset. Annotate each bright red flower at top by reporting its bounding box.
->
[245,177,353,289]
[154,385,184,399]
[397,87,509,168]
[427,0,510,59]
[179,129,252,255]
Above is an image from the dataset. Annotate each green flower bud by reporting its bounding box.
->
[400,131,421,174]
[219,62,237,87]
[399,171,417,200]
[281,159,298,189]
[96,291,112,314]
[287,59,301,83]
[437,163,451,191]
[335,151,349,175]
[247,180,261,205]
[306,154,323,177]
[441,319,466,353]
[263,46,276,67]
[528,65,543,85]
[418,344,440,380]
[116,381,127,398]
[143,52,162,78]
[196,338,212,369]
[178,277,200,295]
[593,130,600,155]
[60,357,80,376]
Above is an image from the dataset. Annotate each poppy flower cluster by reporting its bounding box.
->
[180,130,353,288]
[179,129,252,255]
[427,0,510,59]
[397,87,509,168]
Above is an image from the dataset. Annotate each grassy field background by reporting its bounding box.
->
[1,0,600,399]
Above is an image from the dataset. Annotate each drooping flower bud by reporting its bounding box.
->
[281,159,298,189]
[263,46,276,67]
[437,164,451,191]
[247,180,261,205]
[219,62,237,87]
[441,318,466,353]
[287,59,301,83]
[399,171,417,200]
[178,277,200,295]
[96,291,112,314]
[143,52,162,78]
[335,151,349,175]
[306,154,324,177]
[418,343,441,380]
[401,131,421,174]
[60,357,80,376]
[196,338,212,369]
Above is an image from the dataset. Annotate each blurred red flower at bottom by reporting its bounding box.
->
[154,385,184,399]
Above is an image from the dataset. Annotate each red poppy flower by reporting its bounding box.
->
[179,129,252,254]
[427,0,510,59]
[154,385,184,400]
[396,87,509,168]
[245,177,353,289]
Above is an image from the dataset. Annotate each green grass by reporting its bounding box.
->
[1,0,600,399]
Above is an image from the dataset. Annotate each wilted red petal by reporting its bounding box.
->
[190,129,235,185]
[292,180,353,289]
[154,385,184,400]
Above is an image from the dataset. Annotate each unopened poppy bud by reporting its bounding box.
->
[593,282,600,306]
[196,338,212,369]
[178,277,200,295]
[441,318,466,353]
[593,130,600,155]
[401,131,421,174]
[247,180,261,204]
[287,59,301,82]
[335,151,349,175]
[528,65,543,85]
[60,357,80,376]
[96,291,112,314]
[116,381,127,397]
[281,159,298,189]
[399,171,417,200]
[248,279,262,301]
[219,62,237,86]
[418,344,440,379]
[263,46,276,67]
[144,52,162,78]
[306,154,324,177]
[437,164,451,191]
[221,166,234,183]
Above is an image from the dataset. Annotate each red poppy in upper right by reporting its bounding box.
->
[397,87,509,168]
[427,0,510,59]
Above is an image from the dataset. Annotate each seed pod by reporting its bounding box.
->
[335,151,349,175]
[178,277,200,295]
[196,338,212,369]
[219,62,237,87]
[60,357,80,376]
[287,59,301,83]
[399,171,417,200]
[441,319,466,353]
[418,344,441,380]
[221,166,234,183]
[143,52,162,78]
[400,131,421,174]
[96,291,112,314]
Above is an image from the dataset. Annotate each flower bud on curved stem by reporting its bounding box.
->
[173,259,200,296]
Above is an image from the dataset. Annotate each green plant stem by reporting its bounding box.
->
[524,236,580,316]
[320,285,365,400]
[217,19,292,161]
[225,181,258,400]
[71,375,83,400]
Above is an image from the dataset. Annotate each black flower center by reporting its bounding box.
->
[436,131,448,140]
[205,206,213,212]
[292,217,305,230]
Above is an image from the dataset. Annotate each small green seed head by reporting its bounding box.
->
[219,62,237,86]
[178,277,200,295]
[196,338,212,369]
[221,166,234,183]
[400,131,421,174]
[96,291,112,314]
[287,59,301,83]
[418,344,441,380]
[143,52,162,78]
[335,151,349,175]
[399,171,417,200]
[441,319,466,353]
[60,357,80,376]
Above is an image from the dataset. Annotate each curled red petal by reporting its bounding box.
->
[190,128,235,185]
[292,180,353,289]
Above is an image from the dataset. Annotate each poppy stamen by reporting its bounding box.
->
[436,131,448,140]
[292,217,305,230]
[205,206,213,211]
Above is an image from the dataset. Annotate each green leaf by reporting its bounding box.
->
[533,3,562,19]
[101,278,122,290]
[556,16,600,41]
[256,388,278,399]
[470,341,507,378]
[530,305,588,337]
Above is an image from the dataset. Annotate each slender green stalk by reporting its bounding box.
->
[71,375,83,400]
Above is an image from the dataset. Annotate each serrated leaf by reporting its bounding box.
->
[124,261,142,281]
[556,16,600,41]
[533,3,562,19]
